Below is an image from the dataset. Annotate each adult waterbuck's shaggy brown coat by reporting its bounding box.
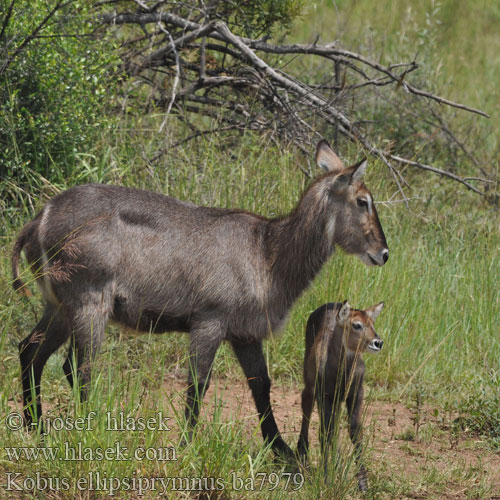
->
[12,140,388,458]
[297,301,385,489]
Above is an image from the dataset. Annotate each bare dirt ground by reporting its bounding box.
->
[167,375,500,499]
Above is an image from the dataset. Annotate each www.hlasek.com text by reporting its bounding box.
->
[5,440,177,462]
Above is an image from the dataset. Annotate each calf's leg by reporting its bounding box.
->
[297,384,315,459]
[318,394,337,478]
[346,382,368,491]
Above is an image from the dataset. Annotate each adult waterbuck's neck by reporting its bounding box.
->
[267,140,388,306]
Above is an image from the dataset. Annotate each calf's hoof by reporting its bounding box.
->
[357,476,368,492]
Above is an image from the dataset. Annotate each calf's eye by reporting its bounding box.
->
[357,198,368,208]
[353,322,363,330]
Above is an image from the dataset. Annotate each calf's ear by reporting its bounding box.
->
[366,302,384,321]
[338,300,351,324]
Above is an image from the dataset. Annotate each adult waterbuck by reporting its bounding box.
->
[297,301,384,489]
[12,140,388,458]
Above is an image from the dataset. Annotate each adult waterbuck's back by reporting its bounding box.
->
[12,140,388,459]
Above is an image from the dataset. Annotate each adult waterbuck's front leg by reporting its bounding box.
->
[231,340,294,460]
[184,319,225,437]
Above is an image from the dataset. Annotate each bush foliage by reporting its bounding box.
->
[0,0,117,202]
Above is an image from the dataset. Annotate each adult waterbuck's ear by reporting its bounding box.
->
[315,140,344,174]
[349,158,368,183]
[330,157,368,192]
[366,302,384,321]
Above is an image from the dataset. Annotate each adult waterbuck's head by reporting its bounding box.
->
[315,140,389,266]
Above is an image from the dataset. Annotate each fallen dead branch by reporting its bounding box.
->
[99,1,495,201]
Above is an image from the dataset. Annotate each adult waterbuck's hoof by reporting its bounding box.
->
[270,438,296,465]
[24,418,44,435]
[295,452,311,473]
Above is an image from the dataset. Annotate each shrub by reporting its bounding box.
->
[453,381,500,449]
[0,0,118,207]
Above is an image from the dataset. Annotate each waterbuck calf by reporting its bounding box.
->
[297,301,384,489]
[12,141,388,459]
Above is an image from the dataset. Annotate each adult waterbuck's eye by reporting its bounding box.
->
[357,198,368,208]
[352,322,363,330]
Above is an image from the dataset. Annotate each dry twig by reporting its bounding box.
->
[98,2,494,199]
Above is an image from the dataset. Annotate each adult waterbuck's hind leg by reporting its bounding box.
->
[19,304,70,428]
[231,340,294,460]
[184,319,225,436]
[62,344,76,390]
[62,331,104,401]
[61,288,111,402]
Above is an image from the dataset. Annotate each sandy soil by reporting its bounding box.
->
[169,375,500,499]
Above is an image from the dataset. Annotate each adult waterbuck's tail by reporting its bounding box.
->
[12,218,40,297]
[13,140,388,460]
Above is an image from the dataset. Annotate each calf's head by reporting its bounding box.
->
[336,301,384,354]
